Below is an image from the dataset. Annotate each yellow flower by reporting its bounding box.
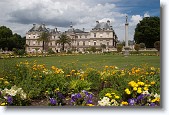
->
[144,87,148,91]
[86,104,94,106]
[125,88,131,95]
[55,88,59,91]
[133,87,137,91]
[105,66,109,68]
[4,81,9,85]
[105,93,111,97]
[121,101,128,105]
[1,102,7,106]
[137,82,144,86]
[115,95,120,99]
[150,81,155,85]
[137,89,142,94]
[0,77,4,80]
[51,66,56,70]
[151,99,157,103]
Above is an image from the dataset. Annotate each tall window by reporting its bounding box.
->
[107,42,109,46]
[50,42,52,46]
[94,33,96,37]
[77,42,79,46]
[38,41,40,45]
[83,41,85,46]
[33,41,36,45]
[94,41,96,46]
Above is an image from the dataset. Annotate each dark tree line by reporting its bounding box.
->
[134,16,160,48]
[0,26,25,51]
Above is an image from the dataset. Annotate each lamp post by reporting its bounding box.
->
[124,16,130,56]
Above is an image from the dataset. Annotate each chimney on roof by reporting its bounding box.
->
[42,23,45,28]
[70,22,73,28]
[107,20,110,26]
[83,28,85,32]
[96,21,99,24]
[55,28,57,32]
[33,24,36,27]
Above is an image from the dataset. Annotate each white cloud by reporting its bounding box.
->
[144,12,150,17]
[0,0,158,41]
[130,15,143,26]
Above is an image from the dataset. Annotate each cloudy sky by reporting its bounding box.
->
[0,0,160,41]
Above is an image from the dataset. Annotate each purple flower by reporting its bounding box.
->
[82,90,89,95]
[137,94,145,101]
[150,103,156,106]
[88,94,93,99]
[128,98,137,106]
[7,96,13,104]
[76,93,82,98]
[57,92,65,99]
[87,99,93,104]
[71,94,77,102]
[50,98,57,105]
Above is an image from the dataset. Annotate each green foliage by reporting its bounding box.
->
[99,88,120,98]
[69,79,91,93]
[56,33,71,52]
[0,26,25,51]
[154,41,160,51]
[116,44,123,52]
[140,43,145,49]
[85,69,101,90]
[134,17,160,48]
[37,32,50,51]
[134,44,140,52]
[48,48,55,54]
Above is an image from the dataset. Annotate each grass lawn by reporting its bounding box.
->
[0,54,160,72]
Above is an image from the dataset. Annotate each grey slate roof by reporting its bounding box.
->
[93,22,113,30]
[28,24,49,32]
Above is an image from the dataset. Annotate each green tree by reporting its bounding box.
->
[37,32,50,52]
[56,33,71,52]
[134,44,140,52]
[0,26,25,51]
[140,43,145,49]
[116,44,123,52]
[100,44,106,52]
[134,17,160,48]
[154,41,160,51]
[0,26,13,50]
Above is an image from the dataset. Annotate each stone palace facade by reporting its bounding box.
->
[26,20,118,53]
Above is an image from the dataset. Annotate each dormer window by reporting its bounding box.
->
[94,33,96,37]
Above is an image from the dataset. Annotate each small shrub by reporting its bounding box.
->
[154,41,160,51]
[134,44,140,52]
[116,44,123,52]
[48,48,55,54]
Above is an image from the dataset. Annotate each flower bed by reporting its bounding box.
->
[0,60,160,106]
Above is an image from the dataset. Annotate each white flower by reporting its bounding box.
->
[154,93,160,98]
[21,93,27,100]
[98,97,111,106]
[8,89,17,96]
[142,91,150,95]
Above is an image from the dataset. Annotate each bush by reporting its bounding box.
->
[140,43,145,49]
[134,44,140,52]
[154,41,160,51]
[116,44,123,52]
[69,79,91,93]
[99,88,120,99]
[48,48,55,54]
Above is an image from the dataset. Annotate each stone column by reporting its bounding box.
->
[124,16,130,56]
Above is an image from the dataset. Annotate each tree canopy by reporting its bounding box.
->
[0,26,25,51]
[56,33,71,52]
[134,16,160,48]
[37,32,50,51]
